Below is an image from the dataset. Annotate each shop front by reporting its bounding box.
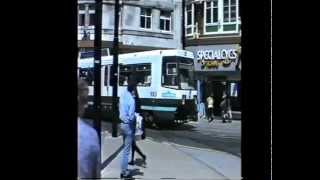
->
[186,44,241,119]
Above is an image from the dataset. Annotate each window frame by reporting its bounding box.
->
[205,0,219,25]
[87,4,95,28]
[78,3,95,28]
[203,0,240,35]
[185,4,194,36]
[160,10,172,32]
[119,64,133,87]
[78,12,86,26]
[166,63,178,76]
[140,8,153,30]
[135,63,152,87]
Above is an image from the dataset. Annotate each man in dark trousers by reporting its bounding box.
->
[129,85,147,166]
[119,77,136,179]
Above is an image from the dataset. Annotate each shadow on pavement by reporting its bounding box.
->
[134,158,147,168]
[130,168,144,176]
[145,122,197,131]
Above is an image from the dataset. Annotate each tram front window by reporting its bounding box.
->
[162,56,195,90]
[162,61,178,89]
[179,67,195,90]
[178,57,195,90]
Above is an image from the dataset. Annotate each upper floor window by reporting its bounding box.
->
[203,0,240,34]
[89,13,95,26]
[79,4,85,11]
[79,13,85,26]
[78,3,95,27]
[88,4,95,26]
[160,11,172,32]
[223,0,237,23]
[140,8,152,29]
[206,0,218,24]
[185,4,194,36]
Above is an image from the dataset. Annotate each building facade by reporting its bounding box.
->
[184,0,241,117]
[78,0,183,54]
[77,0,241,118]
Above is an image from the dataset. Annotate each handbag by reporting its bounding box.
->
[135,113,143,141]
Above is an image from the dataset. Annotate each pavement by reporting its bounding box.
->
[158,117,241,157]
[100,122,241,180]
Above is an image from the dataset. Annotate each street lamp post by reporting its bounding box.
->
[94,0,102,144]
[182,0,186,50]
[111,0,120,137]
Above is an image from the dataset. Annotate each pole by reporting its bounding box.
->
[94,0,102,144]
[112,0,120,137]
[182,0,186,49]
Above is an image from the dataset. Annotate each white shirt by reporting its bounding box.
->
[207,96,214,108]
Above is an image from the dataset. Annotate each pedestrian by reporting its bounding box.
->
[193,95,200,121]
[78,79,101,179]
[119,77,136,179]
[128,86,147,166]
[199,101,206,120]
[226,103,233,123]
[206,93,215,123]
[220,93,232,123]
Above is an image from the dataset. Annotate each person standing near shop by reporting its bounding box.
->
[220,92,232,123]
[206,93,215,123]
[119,78,136,179]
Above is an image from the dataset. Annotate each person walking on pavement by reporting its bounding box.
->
[206,93,215,123]
[119,78,136,179]
[78,79,101,179]
[220,93,232,123]
[129,86,147,166]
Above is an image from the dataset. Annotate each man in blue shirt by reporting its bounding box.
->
[78,79,101,178]
[119,80,136,178]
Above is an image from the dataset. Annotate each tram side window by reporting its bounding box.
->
[162,63,178,88]
[79,68,94,86]
[119,64,133,86]
[135,63,151,87]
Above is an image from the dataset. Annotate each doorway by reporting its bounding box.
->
[202,80,226,116]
